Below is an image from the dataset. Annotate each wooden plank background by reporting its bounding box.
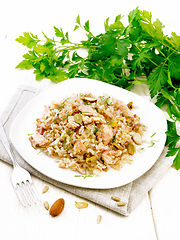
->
[0,1,180,239]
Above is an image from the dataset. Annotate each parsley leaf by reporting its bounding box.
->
[166,147,180,170]
[148,65,167,98]
[16,32,39,48]
[168,55,180,80]
[165,120,180,148]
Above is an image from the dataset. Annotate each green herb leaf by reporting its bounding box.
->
[148,65,167,98]
[16,32,39,48]
[166,120,180,147]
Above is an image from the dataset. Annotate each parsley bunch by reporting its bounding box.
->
[16,7,180,169]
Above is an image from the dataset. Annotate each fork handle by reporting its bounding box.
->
[0,121,18,167]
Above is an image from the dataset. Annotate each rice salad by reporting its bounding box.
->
[29,93,146,176]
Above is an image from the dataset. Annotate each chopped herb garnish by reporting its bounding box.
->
[82,100,91,105]
[99,96,112,106]
[148,133,158,147]
[67,129,73,134]
[151,132,156,138]
[37,149,43,155]
[93,126,98,135]
[81,111,91,114]
[74,169,93,179]
[148,140,158,148]
[60,112,70,121]
[112,134,116,142]
[57,98,69,111]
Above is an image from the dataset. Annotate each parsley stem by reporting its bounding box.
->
[134,77,148,85]
[55,44,86,52]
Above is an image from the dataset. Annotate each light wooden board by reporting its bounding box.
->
[0,161,157,240]
[1,1,180,239]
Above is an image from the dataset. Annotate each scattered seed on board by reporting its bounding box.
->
[111,195,127,206]
[43,201,50,210]
[42,185,49,194]
[75,201,88,209]
[97,215,102,224]
[111,196,121,202]
[117,201,127,206]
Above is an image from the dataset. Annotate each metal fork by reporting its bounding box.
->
[0,121,41,206]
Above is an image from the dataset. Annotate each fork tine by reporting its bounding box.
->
[29,182,41,202]
[15,181,41,206]
[21,183,32,206]
[26,181,37,204]
[12,177,41,206]
[14,185,27,207]
[0,121,41,207]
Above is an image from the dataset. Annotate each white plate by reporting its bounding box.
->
[10,78,167,189]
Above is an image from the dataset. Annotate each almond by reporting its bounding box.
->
[49,198,65,217]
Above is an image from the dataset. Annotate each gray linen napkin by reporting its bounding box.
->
[0,85,174,216]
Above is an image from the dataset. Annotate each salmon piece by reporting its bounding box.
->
[124,125,132,132]
[82,115,106,124]
[118,103,133,117]
[102,151,113,164]
[82,115,92,125]
[29,132,49,149]
[133,115,140,124]
[73,141,86,155]
[91,115,106,124]
[79,105,97,115]
[58,110,68,122]
[101,125,113,145]
[137,126,144,136]
[70,162,85,175]
[103,106,114,118]
[36,123,45,135]
[42,105,51,117]
[67,116,80,129]
[96,142,109,152]
[58,161,66,169]
[44,116,53,128]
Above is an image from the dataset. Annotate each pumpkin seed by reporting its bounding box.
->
[110,121,117,127]
[74,114,83,124]
[63,135,71,150]
[43,201,49,210]
[42,185,49,194]
[97,215,102,224]
[117,201,127,206]
[113,142,122,150]
[111,196,121,202]
[127,143,135,155]
[86,156,97,164]
[75,201,88,209]
[127,101,133,109]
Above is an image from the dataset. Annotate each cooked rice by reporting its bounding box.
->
[29,93,146,176]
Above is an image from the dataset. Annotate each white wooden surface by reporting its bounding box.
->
[0,1,180,239]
